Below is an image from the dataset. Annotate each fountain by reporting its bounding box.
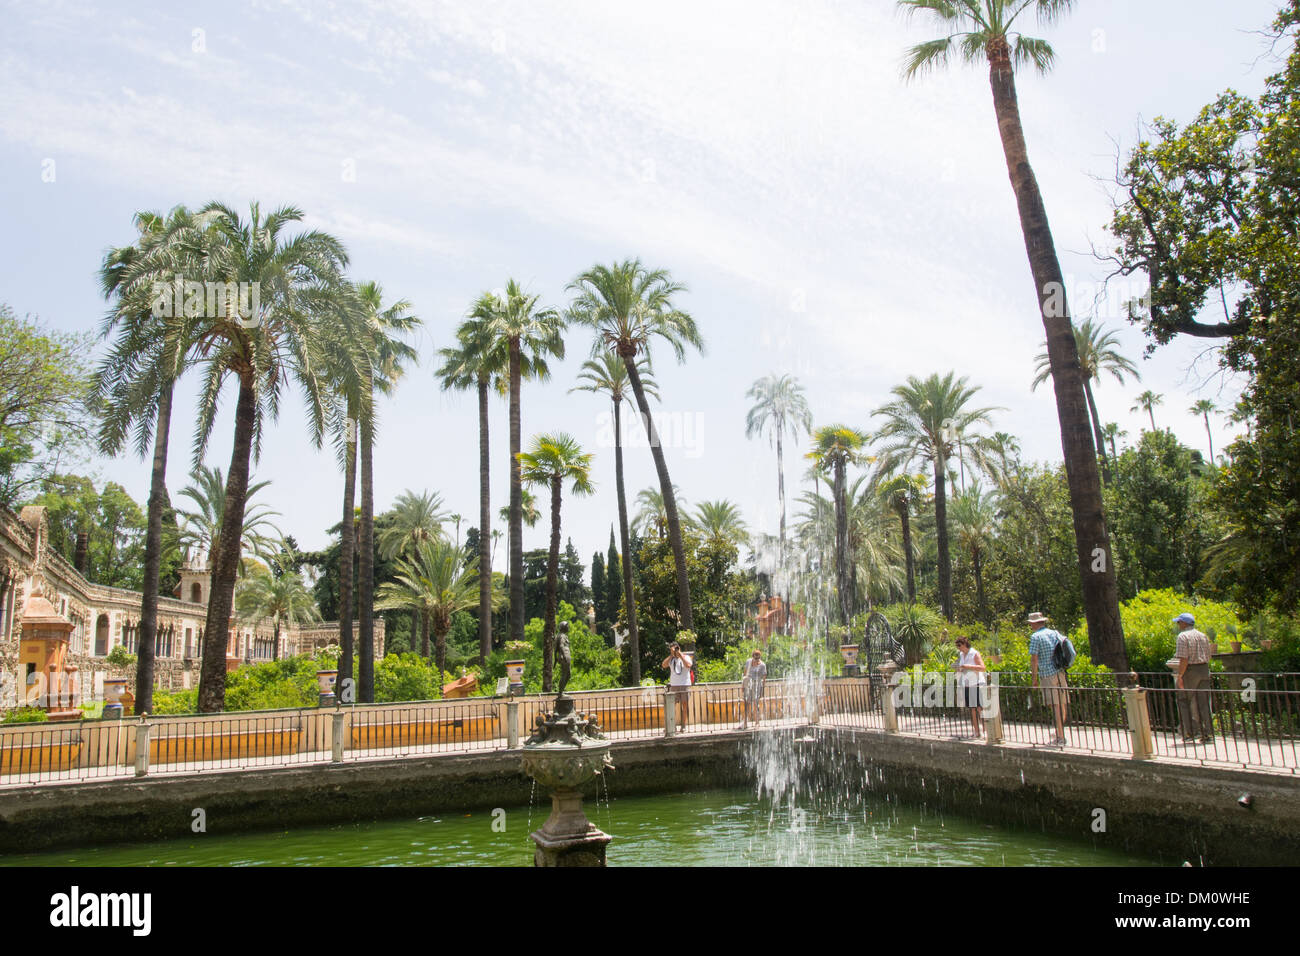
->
[519,621,615,866]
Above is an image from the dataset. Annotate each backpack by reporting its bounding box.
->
[1051,630,1076,671]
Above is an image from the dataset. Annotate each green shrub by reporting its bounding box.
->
[483,602,620,694]
[2,706,49,723]
[1072,588,1245,674]
[150,689,197,715]
[105,646,136,668]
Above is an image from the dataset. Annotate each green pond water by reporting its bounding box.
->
[2,786,1155,867]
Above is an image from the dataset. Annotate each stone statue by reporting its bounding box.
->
[556,620,573,697]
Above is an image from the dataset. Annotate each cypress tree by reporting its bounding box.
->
[591,551,606,634]
[606,527,623,631]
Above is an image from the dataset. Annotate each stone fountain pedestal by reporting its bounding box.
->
[520,694,614,867]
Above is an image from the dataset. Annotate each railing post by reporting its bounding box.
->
[1123,685,1154,760]
[984,680,1003,746]
[879,663,899,733]
[507,699,519,749]
[809,681,821,726]
[134,716,151,777]
[664,690,676,738]
[331,709,345,764]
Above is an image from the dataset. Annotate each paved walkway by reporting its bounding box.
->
[2,708,1296,789]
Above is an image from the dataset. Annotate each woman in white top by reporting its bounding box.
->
[662,642,693,731]
[954,636,987,738]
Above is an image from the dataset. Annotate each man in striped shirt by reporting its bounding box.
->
[1028,612,1069,747]
[1174,613,1213,743]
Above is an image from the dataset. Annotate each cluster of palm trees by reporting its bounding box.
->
[91,202,420,713]
[438,259,704,691]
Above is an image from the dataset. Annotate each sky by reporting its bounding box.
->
[0,0,1286,570]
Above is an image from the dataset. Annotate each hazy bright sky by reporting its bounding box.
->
[0,0,1285,569]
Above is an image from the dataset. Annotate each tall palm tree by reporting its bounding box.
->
[900,0,1130,672]
[379,490,448,559]
[182,201,349,712]
[846,474,906,608]
[176,465,282,572]
[489,280,566,648]
[877,472,928,602]
[690,499,750,551]
[571,352,657,683]
[1031,319,1139,482]
[745,373,814,581]
[807,425,869,627]
[1131,390,1164,431]
[568,259,704,631]
[1190,399,1217,461]
[950,482,997,626]
[91,205,198,716]
[354,280,420,700]
[874,373,998,622]
[375,538,482,678]
[518,433,595,692]
[1101,422,1125,465]
[319,290,373,708]
[234,570,321,661]
[634,485,686,539]
[438,295,508,665]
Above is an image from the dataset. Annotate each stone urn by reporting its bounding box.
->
[520,695,614,867]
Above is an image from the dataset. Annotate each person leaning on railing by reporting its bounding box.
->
[1173,612,1213,744]
[1027,612,1069,747]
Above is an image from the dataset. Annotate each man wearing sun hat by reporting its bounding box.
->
[1174,612,1213,744]
[1027,611,1068,746]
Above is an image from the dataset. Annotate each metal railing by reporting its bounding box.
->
[3,670,1298,787]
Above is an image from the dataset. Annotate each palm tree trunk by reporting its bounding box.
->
[934,457,953,622]
[477,375,492,663]
[973,547,988,626]
[613,397,641,684]
[833,460,851,628]
[422,609,431,659]
[1203,413,1214,462]
[338,415,357,699]
[899,503,916,603]
[1148,407,1156,432]
[987,38,1128,673]
[542,476,563,693]
[434,625,448,682]
[273,619,281,662]
[1083,379,1112,485]
[776,429,789,634]
[198,374,256,712]
[134,378,173,716]
[359,418,375,703]
[508,340,525,645]
[623,354,693,631]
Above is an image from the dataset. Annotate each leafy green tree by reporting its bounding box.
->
[518,432,595,691]
[0,304,93,505]
[807,425,869,628]
[1107,430,1217,598]
[633,528,752,683]
[949,483,997,626]
[901,0,1129,673]
[568,259,704,633]
[31,476,154,590]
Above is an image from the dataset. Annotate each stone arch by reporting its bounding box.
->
[191,581,202,604]
[95,613,109,657]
